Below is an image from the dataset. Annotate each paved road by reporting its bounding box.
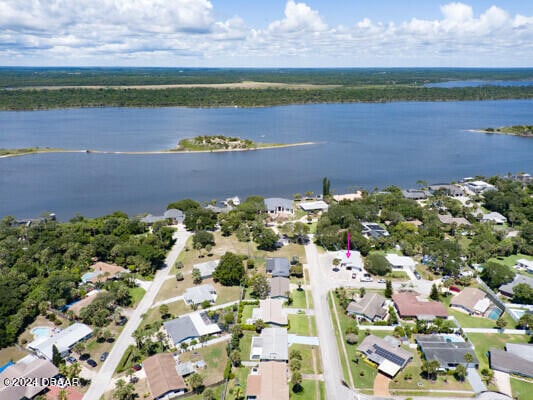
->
[467,367,486,394]
[305,238,358,400]
[83,227,192,400]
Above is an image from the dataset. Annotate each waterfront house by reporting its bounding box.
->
[464,180,496,194]
[401,189,429,200]
[429,184,465,197]
[299,200,329,212]
[264,198,293,215]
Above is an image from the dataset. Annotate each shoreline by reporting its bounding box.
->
[467,129,532,138]
[0,141,317,159]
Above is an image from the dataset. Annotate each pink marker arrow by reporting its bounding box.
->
[346,231,351,258]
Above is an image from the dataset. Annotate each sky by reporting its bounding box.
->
[0,0,532,67]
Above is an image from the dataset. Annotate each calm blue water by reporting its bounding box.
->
[1,101,532,220]
[425,80,533,88]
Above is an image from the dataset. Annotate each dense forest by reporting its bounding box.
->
[1,85,532,110]
[1,67,532,87]
[0,212,174,348]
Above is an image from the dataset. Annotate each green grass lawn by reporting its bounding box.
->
[510,377,533,400]
[179,341,228,386]
[385,271,410,280]
[289,379,321,400]
[185,384,225,400]
[239,331,256,361]
[467,332,530,372]
[487,253,532,268]
[241,304,255,323]
[129,286,146,306]
[214,283,242,304]
[288,314,315,336]
[225,366,250,400]
[154,273,193,302]
[289,344,323,374]
[290,289,308,309]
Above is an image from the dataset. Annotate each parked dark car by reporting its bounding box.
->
[79,353,90,361]
[87,359,97,367]
[100,352,109,362]
[116,316,128,326]
[65,356,77,364]
[132,364,142,371]
[414,271,422,280]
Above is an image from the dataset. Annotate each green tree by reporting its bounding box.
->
[322,177,331,197]
[512,283,533,304]
[189,373,204,393]
[517,313,533,329]
[254,319,265,333]
[291,371,303,392]
[359,287,366,298]
[203,388,216,400]
[192,268,202,284]
[230,350,241,367]
[384,280,393,298]
[429,283,440,301]
[159,304,169,318]
[175,271,184,281]
[192,231,215,249]
[250,273,270,299]
[52,344,63,367]
[454,364,467,382]
[496,317,507,329]
[421,360,439,380]
[463,353,474,367]
[364,253,391,276]
[480,262,515,289]
[254,227,278,251]
[213,252,245,286]
[112,379,137,400]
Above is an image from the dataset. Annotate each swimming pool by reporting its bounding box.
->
[81,271,99,283]
[31,326,51,338]
[441,334,464,343]
[487,307,503,320]
[0,361,14,373]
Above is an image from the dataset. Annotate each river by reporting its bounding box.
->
[1,100,532,219]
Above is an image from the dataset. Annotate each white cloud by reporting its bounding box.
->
[0,1,531,66]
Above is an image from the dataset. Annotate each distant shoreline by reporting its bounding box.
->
[468,127,532,138]
[0,142,316,159]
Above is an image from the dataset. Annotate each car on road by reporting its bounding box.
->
[116,316,128,326]
[100,352,109,362]
[377,278,386,284]
[65,356,77,364]
[79,353,90,361]
[132,364,142,371]
[414,271,422,280]
[87,359,97,368]
[361,273,373,282]
[351,273,357,279]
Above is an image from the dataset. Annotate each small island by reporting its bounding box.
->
[0,147,71,158]
[172,135,313,152]
[476,125,533,137]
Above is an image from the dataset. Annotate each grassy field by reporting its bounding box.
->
[510,377,533,400]
[487,254,532,268]
[289,379,323,400]
[385,271,410,280]
[179,341,228,386]
[241,305,255,323]
[288,314,316,336]
[289,344,323,374]
[129,287,146,306]
[239,331,256,361]
[467,332,530,371]
[155,273,193,302]
[0,346,27,365]
[289,289,308,309]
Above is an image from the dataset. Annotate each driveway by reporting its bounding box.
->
[493,370,512,397]
[373,372,391,397]
[467,367,487,394]
[83,228,192,400]
[288,334,319,346]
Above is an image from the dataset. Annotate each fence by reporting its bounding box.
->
[476,277,518,322]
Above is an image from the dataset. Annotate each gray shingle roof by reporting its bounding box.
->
[183,284,216,305]
[264,198,293,213]
[266,258,290,277]
[499,275,533,297]
[489,347,533,378]
[164,316,198,345]
[347,292,387,321]
[416,335,478,367]
[193,260,219,278]
[269,277,290,298]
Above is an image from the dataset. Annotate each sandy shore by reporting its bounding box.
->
[0,142,317,159]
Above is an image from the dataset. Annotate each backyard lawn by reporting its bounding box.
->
[179,341,228,386]
[487,254,532,268]
[442,295,515,329]
[239,331,256,361]
[289,344,323,374]
[510,377,533,400]
[288,314,316,336]
[467,332,530,371]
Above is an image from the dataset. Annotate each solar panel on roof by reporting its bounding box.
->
[374,346,405,366]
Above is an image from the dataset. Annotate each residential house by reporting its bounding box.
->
[175,361,195,377]
[429,184,465,197]
[402,189,429,200]
[143,353,187,400]
[450,287,500,318]
[437,214,471,227]
[264,198,293,215]
[332,250,363,271]
[250,299,288,326]
[246,361,289,400]
[299,200,329,212]
[489,343,533,379]
[250,328,288,361]
[392,292,448,320]
[266,258,290,277]
[82,261,127,284]
[67,290,101,317]
[516,258,533,274]
[416,334,479,369]
[141,209,185,225]
[332,192,362,202]
[481,212,507,224]
[385,254,416,271]
[268,277,290,300]
[357,335,412,377]
[193,260,220,279]
[464,180,496,194]
[0,358,59,400]
[346,292,387,322]
[183,284,217,305]
[45,386,83,400]
[164,313,220,346]
[499,275,533,298]
[28,323,93,361]
[361,222,389,239]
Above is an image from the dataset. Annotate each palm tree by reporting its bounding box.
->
[463,353,474,367]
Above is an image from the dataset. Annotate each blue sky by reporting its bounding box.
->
[0,0,531,67]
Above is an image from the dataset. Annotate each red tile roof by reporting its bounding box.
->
[392,292,448,318]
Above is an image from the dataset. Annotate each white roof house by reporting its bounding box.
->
[332,250,363,271]
[465,180,496,194]
[183,284,217,305]
[28,323,93,360]
[516,259,533,273]
[250,328,288,361]
[299,201,329,212]
[385,254,416,269]
[481,212,507,224]
[193,260,220,279]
